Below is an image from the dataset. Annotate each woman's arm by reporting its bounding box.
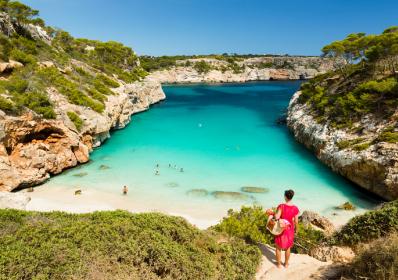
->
[294,215,299,230]
[274,207,282,220]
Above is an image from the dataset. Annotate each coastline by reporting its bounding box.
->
[23,185,221,229]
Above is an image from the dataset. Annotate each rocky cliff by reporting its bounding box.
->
[0,6,165,191]
[147,56,336,84]
[0,80,165,191]
[287,91,398,201]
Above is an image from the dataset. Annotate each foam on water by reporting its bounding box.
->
[42,81,381,224]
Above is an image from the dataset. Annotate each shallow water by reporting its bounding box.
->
[42,81,380,224]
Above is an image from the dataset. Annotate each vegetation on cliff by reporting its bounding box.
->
[298,27,398,133]
[332,200,398,246]
[0,1,147,119]
[0,209,260,280]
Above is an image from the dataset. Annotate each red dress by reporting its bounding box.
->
[274,203,299,250]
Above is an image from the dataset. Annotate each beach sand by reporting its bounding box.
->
[24,184,220,229]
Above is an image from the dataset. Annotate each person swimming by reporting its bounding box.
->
[180,168,184,172]
[155,170,160,175]
[123,186,128,195]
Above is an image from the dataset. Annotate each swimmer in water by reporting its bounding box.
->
[180,168,184,172]
[155,170,160,175]
[123,186,128,195]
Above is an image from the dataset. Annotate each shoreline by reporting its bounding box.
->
[23,184,221,229]
[20,183,354,230]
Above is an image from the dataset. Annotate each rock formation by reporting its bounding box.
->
[147,56,336,84]
[287,91,398,200]
[0,80,165,192]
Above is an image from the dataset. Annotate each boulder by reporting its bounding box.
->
[299,210,336,235]
[310,245,355,263]
[0,60,23,73]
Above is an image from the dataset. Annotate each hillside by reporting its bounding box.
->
[0,1,165,191]
[0,209,260,280]
[143,55,337,83]
[287,27,398,200]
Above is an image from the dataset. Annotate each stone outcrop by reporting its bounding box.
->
[287,91,398,200]
[0,60,23,74]
[0,80,165,192]
[310,246,355,263]
[147,56,336,84]
[299,211,336,236]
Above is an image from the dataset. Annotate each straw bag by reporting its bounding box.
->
[266,215,290,235]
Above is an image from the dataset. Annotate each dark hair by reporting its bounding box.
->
[284,189,295,200]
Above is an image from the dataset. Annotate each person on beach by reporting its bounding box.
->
[123,186,128,195]
[268,189,299,268]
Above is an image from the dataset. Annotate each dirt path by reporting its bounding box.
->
[255,244,332,280]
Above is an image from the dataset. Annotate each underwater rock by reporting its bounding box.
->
[241,186,269,193]
[99,164,110,170]
[212,191,249,201]
[336,201,356,211]
[165,182,179,188]
[73,172,88,177]
[186,189,209,197]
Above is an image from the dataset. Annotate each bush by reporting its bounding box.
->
[67,111,83,131]
[214,206,325,254]
[333,200,398,246]
[13,91,56,119]
[96,74,119,88]
[342,233,398,280]
[378,131,398,143]
[0,209,260,280]
[194,61,213,74]
[0,96,16,113]
[9,49,37,65]
[214,206,271,244]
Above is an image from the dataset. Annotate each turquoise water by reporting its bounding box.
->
[43,81,380,223]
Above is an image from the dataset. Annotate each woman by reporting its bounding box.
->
[272,189,299,268]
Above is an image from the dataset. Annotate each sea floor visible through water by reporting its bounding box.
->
[32,81,381,227]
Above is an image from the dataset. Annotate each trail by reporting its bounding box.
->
[255,244,332,280]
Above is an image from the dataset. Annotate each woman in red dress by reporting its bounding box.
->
[273,189,299,268]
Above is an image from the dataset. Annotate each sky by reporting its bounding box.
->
[21,0,398,56]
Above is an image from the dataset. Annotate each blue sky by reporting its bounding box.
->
[22,0,397,56]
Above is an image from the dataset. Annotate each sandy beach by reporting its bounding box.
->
[24,184,221,229]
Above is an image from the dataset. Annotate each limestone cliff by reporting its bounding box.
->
[0,8,165,191]
[0,80,165,191]
[147,57,336,83]
[287,91,398,201]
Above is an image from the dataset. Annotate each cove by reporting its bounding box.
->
[41,81,380,225]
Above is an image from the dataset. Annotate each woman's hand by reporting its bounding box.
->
[266,209,274,216]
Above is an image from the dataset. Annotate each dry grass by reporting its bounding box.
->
[342,233,398,280]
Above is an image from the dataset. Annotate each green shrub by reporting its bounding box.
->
[214,206,271,244]
[13,91,56,119]
[86,87,106,103]
[96,74,119,88]
[353,142,371,151]
[194,61,213,74]
[336,138,366,150]
[36,67,105,113]
[0,96,16,113]
[0,209,260,280]
[214,206,325,254]
[342,233,398,280]
[9,49,37,65]
[333,200,398,246]
[67,111,83,131]
[378,127,398,143]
